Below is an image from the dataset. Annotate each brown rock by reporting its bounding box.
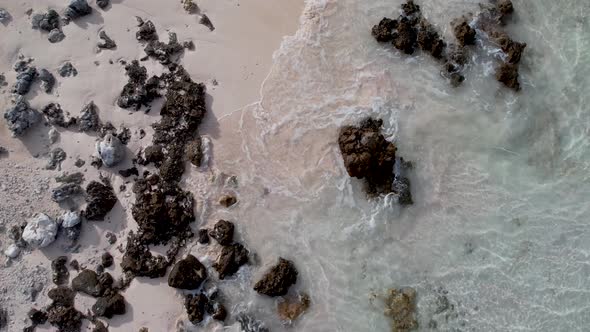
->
[372,17,397,43]
[384,288,418,332]
[184,294,208,324]
[453,19,476,46]
[213,243,249,279]
[254,258,298,297]
[393,18,418,54]
[209,220,234,245]
[278,293,311,322]
[219,194,237,207]
[167,255,207,290]
[495,63,521,91]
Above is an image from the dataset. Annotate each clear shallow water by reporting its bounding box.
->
[213,0,590,331]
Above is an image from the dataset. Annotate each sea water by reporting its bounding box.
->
[211,0,590,331]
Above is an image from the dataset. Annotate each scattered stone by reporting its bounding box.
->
[213,243,249,279]
[22,213,58,248]
[74,158,85,167]
[119,167,139,178]
[46,286,83,332]
[13,66,37,95]
[71,269,104,296]
[58,62,78,77]
[39,68,56,93]
[392,176,413,205]
[48,28,66,43]
[4,244,20,258]
[186,137,203,167]
[96,134,125,167]
[48,286,76,307]
[62,223,82,247]
[181,0,199,13]
[199,14,215,31]
[120,232,170,278]
[254,258,298,297]
[52,183,83,202]
[91,156,103,169]
[136,18,157,41]
[42,103,74,127]
[28,308,48,326]
[84,181,117,221]
[70,259,80,271]
[219,194,237,207]
[371,17,397,42]
[106,232,117,244]
[0,8,10,24]
[278,293,311,322]
[0,74,6,87]
[32,9,60,31]
[496,62,520,91]
[98,30,116,49]
[56,172,85,184]
[207,301,227,321]
[143,32,185,64]
[184,293,208,324]
[46,148,67,171]
[61,211,81,228]
[452,18,476,46]
[96,0,110,9]
[4,99,39,136]
[92,292,126,318]
[384,287,418,332]
[168,254,207,290]
[139,145,164,166]
[117,60,161,110]
[401,0,420,16]
[52,256,69,285]
[101,252,113,268]
[496,0,514,21]
[49,127,60,144]
[79,101,100,131]
[417,19,445,59]
[209,220,234,245]
[197,229,209,244]
[65,0,93,20]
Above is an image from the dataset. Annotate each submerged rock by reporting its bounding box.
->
[39,69,56,93]
[186,137,203,167]
[51,256,69,285]
[51,183,83,202]
[372,17,397,42]
[46,147,67,170]
[96,134,125,167]
[4,99,39,136]
[64,0,92,20]
[417,19,445,59]
[237,314,269,332]
[213,243,249,279]
[452,18,476,46]
[496,62,520,91]
[13,66,37,95]
[219,194,237,207]
[84,181,117,221]
[32,9,60,31]
[79,101,100,131]
[98,30,116,49]
[48,28,65,43]
[490,31,526,64]
[199,14,215,31]
[184,293,208,324]
[278,293,311,322]
[392,176,413,205]
[22,213,58,248]
[58,62,77,77]
[167,254,207,290]
[254,258,298,297]
[384,287,418,332]
[209,220,234,245]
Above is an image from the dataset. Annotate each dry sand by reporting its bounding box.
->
[0,0,303,330]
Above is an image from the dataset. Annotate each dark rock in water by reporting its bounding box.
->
[71,269,105,296]
[48,28,66,43]
[254,258,298,297]
[136,18,157,41]
[392,177,413,205]
[65,0,93,20]
[58,62,77,77]
[417,20,445,59]
[101,252,113,268]
[98,30,116,49]
[371,17,397,43]
[39,69,56,93]
[92,292,126,318]
[117,60,161,110]
[118,167,139,178]
[219,194,237,207]
[384,287,418,332]
[51,256,70,285]
[237,314,269,332]
[393,17,418,54]
[338,118,397,196]
[120,232,170,278]
[496,0,514,20]
[46,147,67,170]
[43,103,75,127]
[490,31,526,64]
[496,62,520,91]
[46,304,83,332]
[48,286,76,307]
[28,308,48,325]
[32,9,60,31]
[209,220,234,245]
[401,0,420,16]
[139,145,165,166]
[143,32,185,64]
[197,229,209,244]
[442,45,468,87]
[453,18,476,46]
[207,301,227,321]
[13,66,37,95]
[184,293,208,324]
[168,254,207,290]
[4,99,39,136]
[79,101,100,132]
[96,0,110,9]
[52,183,83,202]
[199,14,215,31]
[84,181,117,221]
[186,138,203,167]
[213,242,249,279]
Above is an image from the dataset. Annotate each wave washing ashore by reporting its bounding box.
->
[1,0,590,331]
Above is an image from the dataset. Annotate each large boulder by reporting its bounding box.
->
[84,181,117,221]
[22,214,58,248]
[96,134,125,167]
[64,0,92,20]
[253,258,298,297]
[168,255,207,290]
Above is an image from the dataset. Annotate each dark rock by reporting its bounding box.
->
[186,138,203,167]
[48,29,66,43]
[4,99,39,136]
[0,9,11,24]
[84,181,117,221]
[98,272,114,289]
[417,20,445,59]
[63,223,82,246]
[213,243,249,279]
[70,259,80,271]
[168,254,207,290]
[237,314,269,332]
[32,9,60,31]
[79,101,100,132]
[58,62,77,77]
[71,269,104,297]
[496,62,520,91]
[117,60,161,110]
[254,258,298,297]
[453,18,476,46]
[120,232,170,278]
[206,301,227,321]
[48,286,76,307]
[96,0,110,9]
[496,0,514,20]
[199,14,215,31]
[39,69,56,93]
[90,156,103,169]
[136,18,157,41]
[92,292,126,318]
[13,66,37,95]
[46,304,83,332]
[401,0,420,16]
[209,220,234,245]
[278,293,311,322]
[140,145,164,166]
[42,103,73,127]
[101,252,113,268]
[184,294,208,324]
[338,118,397,196]
[384,287,418,331]
[106,232,117,244]
[64,0,92,20]
[197,229,209,244]
[118,167,139,178]
[393,17,418,54]
[0,308,6,330]
[143,32,185,64]
[46,148,67,170]
[28,308,48,325]
[371,17,397,43]
[219,195,237,207]
[52,256,70,285]
[392,177,413,205]
[91,320,108,332]
[56,172,85,184]
[491,31,526,64]
[51,183,83,202]
[98,31,116,49]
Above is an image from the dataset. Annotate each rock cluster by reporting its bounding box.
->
[117,60,161,110]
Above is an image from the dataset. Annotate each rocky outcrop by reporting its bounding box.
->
[167,255,207,290]
[71,269,105,297]
[117,60,161,110]
[46,286,83,332]
[495,63,520,91]
[452,18,476,46]
[254,258,298,297]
